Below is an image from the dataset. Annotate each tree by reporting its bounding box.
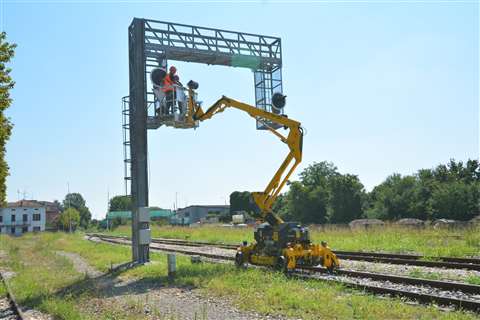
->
[63,193,91,228]
[271,193,290,219]
[109,195,132,211]
[229,191,256,215]
[53,199,64,212]
[328,174,365,223]
[430,181,479,220]
[365,174,418,220]
[286,181,329,224]
[364,159,480,221]
[0,32,16,204]
[110,216,128,229]
[299,161,338,188]
[286,162,340,224]
[59,207,80,232]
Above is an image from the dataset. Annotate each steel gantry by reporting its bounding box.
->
[125,18,284,263]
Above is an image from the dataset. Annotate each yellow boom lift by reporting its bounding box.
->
[179,82,340,272]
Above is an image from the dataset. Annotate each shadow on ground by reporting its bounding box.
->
[21,259,234,310]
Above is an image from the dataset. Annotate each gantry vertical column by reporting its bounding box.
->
[128,18,150,263]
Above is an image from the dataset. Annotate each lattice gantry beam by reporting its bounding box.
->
[143,19,282,69]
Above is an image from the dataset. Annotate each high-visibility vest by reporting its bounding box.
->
[162,74,175,93]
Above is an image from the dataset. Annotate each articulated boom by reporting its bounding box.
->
[183,88,339,272]
[188,92,302,225]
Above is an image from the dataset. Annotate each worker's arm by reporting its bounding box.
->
[190,95,303,225]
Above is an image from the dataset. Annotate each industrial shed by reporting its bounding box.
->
[106,209,173,225]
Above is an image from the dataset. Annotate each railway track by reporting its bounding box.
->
[88,234,480,312]
[88,234,480,271]
[0,272,23,320]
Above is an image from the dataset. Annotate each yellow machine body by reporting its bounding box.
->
[237,241,340,271]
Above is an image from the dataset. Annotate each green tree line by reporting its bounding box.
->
[0,32,16,204]
[231,159,479,224]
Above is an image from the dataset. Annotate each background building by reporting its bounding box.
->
[0,200,46,236]
[105,208,173,227]
[34,200,62,227]
[172,205,230,225]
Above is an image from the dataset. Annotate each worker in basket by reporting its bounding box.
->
[162,66,180,114]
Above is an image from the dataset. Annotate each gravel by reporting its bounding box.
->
[90,236,480,313]
[340,259,480,283]
[298,270,480,304]
[150,242,236,258]
[69,240,293,319]
[143,240,480,285]
[86,285,290,320]
[132,240,480,301]
[21,309,53,320]
[148,240,480,284]
[0,298,17,320]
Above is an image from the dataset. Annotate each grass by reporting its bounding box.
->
[0,233,85,319]
[106,224,480,258]
[408,268,442,281]
[0,232,479,319]
[108,224,253,244]
[466,276,480,285]
[0,280,7,297]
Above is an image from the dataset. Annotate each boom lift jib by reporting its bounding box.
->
[164,82,340,272]
[125,18,338,269]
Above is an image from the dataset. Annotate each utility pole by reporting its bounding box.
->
[67,182,71,233]
[175,192,178,211]
[107,188,110,231]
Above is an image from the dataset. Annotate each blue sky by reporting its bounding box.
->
[2,1,478,219]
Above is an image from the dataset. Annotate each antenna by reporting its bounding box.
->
[67,182,70,208]
[175,192,178,211]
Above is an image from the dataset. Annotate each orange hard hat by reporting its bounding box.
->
[169,66,177,74]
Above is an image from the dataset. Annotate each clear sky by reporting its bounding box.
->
[2,1,478,219]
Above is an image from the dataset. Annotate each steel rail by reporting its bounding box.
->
[335,254,480,271]
[146,237,480,271]
[293,271,480,313]
[0,272,24,320]
[89,234,480,312]
[301,266,480,295]
[87,234,480,271]
[334,250,480,265]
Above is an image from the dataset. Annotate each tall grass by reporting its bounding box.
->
[107,224,480,257]
[0,232,478,319]
[0,233,84,319]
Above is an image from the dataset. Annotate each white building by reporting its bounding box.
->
[0,200,46,236]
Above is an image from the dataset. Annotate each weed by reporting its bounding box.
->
[1,232,479,320]
[408,268,442,280]
[465,276,480,285]
[106,224,480,258]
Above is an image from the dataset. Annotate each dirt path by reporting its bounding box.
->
[58,251,290,320]
[56,251,103,278]
[88,284,289,320]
